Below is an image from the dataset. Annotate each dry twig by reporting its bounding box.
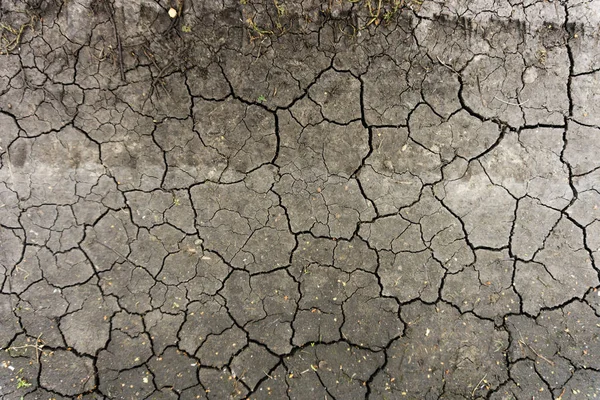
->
[103,0,126,81]
[6,333,44,364]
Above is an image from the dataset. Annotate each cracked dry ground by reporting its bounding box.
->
[2,0,600,399]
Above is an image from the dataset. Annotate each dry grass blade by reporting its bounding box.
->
[0,14,36,55]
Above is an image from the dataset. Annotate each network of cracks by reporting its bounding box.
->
[1,0,600,399]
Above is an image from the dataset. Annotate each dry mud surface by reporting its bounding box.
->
[1,0,600,399]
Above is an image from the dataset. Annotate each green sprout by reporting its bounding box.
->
[17,377,32,389]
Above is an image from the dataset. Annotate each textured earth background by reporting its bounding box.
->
[1,0,600,398]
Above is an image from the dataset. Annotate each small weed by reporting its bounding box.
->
[365,0,383,27]
[257,95,267,103]
[246,17,274,41]
[382,10,394,22]
[16,377,32,389]
[275,21,284,33]
[181,25,192,33]
[274,0,285,16]
[273,0,287,34]
[383,0,406,23]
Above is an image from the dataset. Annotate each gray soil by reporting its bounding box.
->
[1,0,600,399]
